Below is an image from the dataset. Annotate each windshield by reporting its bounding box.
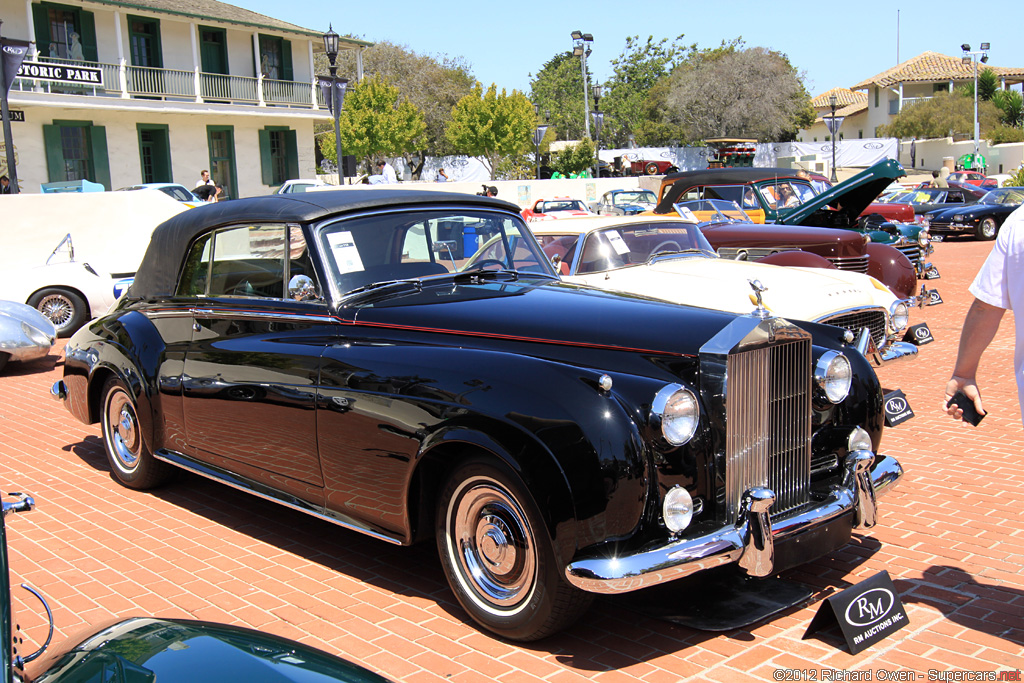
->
[980,188,1024,205]
[885,189,942,205]
[317,210,554,299]
[758,180,816,210]
[673,199,753,225]
[539,199,587,212]
[612,191,656,206]
[539,221,715,275]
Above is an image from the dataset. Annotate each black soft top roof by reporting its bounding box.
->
[130,189,518,298]
[656,167,804,212]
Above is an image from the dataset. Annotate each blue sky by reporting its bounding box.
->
[235,0,1022,97]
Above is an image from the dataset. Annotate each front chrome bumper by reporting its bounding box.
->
[564,451,903,595]
[878,341,919,364]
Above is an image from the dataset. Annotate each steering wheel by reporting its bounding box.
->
[651,240,682,255]
[465,259,506,271]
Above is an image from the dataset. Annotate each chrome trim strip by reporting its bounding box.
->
[189,309,333,324]
[564,453,903,594]
[152,449,403,545]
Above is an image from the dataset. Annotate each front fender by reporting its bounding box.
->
[865,242,916,298]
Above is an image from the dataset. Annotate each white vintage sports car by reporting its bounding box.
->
[0,234,120,337]
[522,214,919,364]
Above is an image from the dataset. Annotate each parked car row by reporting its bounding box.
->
[51,188,905,643]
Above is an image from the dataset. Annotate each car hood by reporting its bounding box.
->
[28,617,390,683]
[346,276,754,358]
[563,257,888,320]
[700,223,866,257]
[0,300,57,337]
[926,203,1001,220]
[779,159,906,226]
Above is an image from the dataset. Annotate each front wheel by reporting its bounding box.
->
[976,217,998,241]
[28,288,87,337]
[436,459,591,641]
[100,377,173,489]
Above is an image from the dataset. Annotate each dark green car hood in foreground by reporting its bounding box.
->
[26,617,392,683]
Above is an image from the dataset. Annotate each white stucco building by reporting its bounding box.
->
[1,0,368,197]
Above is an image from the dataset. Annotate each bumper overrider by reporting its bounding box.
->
[564,451,902,594]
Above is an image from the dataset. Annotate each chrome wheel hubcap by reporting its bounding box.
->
[38,294,74,329]
[106,391,140,470]
[449,478,536,610]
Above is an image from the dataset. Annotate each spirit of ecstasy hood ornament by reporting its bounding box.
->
[749,279,770,319]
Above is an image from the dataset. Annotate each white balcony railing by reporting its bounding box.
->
[12,56,320,110]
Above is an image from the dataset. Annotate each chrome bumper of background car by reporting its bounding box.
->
[878,341,919,364]
[564,452,903,595]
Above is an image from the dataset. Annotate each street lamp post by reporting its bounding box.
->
[533,105,549,180]
[827,94,839,183]
[571,31,593,140]
[591,84,603,179]
[320,26,349,184]
[961,42,990,172]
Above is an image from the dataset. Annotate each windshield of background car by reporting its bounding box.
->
[316,210,552,297]
[613,191,656,206]
[673,199,752,225]
[981,188,1024,205]
[757,180,815,210]
[542,200,586,212]
[675,184,761,212]
[569,222,713,274]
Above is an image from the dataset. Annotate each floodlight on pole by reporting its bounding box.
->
[962,41,990,170]
[570,30,593,141]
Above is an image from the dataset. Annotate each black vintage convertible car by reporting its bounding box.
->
[52,189,903,641]
[921,187,1024,240]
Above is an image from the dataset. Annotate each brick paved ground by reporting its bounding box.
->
[1,238,1021,682]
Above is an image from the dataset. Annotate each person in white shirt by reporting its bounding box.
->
[195,170,214,189]
[945,203,1024,427]
[376,160,398,184]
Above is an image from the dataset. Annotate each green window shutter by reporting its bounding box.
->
[258,129,273,185]
[281,39,293,81]
[79,10,98,61]
[32,5,50,50]
[42,124,65,182]
[90,125,111,190]
[285,129,299,179]
[152,17,163,68]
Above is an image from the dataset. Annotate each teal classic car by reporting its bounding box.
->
[2,490,391,683]
[656,160,936,280]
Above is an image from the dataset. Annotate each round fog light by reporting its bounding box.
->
[663,486,695,533]
[848,426,873,453]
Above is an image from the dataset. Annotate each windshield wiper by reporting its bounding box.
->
[647,248,707,263]
[340,279,422,306]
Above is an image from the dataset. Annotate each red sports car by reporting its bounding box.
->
[521,197,593,222]
[947,171,987,186]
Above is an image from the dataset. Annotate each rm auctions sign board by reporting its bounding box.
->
[803,570,909,654]
[16,61,103,87]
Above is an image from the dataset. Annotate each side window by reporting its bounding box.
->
[177,224,306,299]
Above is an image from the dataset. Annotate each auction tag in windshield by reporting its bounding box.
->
[606,230,630,255]
[326,231,364,274]
[904,323,934,345]
[803,571,908,654]
[883,389,915,427]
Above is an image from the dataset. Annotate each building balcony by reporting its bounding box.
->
[13,56,325,109]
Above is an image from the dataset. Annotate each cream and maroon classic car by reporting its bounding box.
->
[523,213,920,364]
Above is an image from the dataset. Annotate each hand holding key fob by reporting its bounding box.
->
[946,390,986,426]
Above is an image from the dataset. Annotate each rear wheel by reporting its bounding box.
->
[436,458,591,641]
[644,162,660,175]
[100,377,173,489]
[28,288,87,337]
[976,217,998,241]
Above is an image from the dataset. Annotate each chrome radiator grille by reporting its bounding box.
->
[896,244,921,267]
[725,339,812,519]
[826,255,869,273]
[819,308,887,347]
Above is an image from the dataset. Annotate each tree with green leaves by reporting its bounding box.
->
[598,35,689,148]
[318,75,426,172]
[446,84,534,179]
[993,89,1024,128]
[528,53,588,142]
[550,140,596,177]
[664,44,814,142]
[316,41,475,178]
[879,91,1002,139]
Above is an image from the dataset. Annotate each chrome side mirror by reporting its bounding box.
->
[288,274,320,301]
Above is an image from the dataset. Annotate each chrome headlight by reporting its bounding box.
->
[663,486,696,533]
[814,351,852,404]
[953,214,964,222]
[22,321,53,346]
[651,384,699,446]
[917,230,930,246]
[920,217,930,229]
[889,300,910,332]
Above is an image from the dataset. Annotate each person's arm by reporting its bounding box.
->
[945,298,1006,420]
